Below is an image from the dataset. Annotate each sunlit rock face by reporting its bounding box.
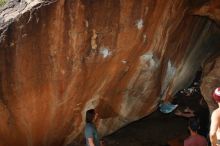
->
[0,0,219,145]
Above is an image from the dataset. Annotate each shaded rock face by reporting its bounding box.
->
[194,0,220,112]
[194,0,220,25]
[201,54,220,111]
[0,0,220,145]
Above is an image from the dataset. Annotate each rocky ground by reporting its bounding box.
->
[71,88,210,146]
[103,90,209,146]
[104,110,188,146]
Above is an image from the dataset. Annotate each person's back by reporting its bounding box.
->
[210,108,220,145]
[184,134,207,146]
[85,122,100,146]
[84,109,102,146]
[210,87,220,146]
[184,118,207,146]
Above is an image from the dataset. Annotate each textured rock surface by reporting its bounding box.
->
[194,0,220,112]
[0,0,220,146]
[194,0,220,25]
[201,55,220,111]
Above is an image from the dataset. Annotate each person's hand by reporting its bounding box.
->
[174,110,182,116]
[175,108,195,118]
[184,107,194,113]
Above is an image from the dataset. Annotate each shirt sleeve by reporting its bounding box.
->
[85,125,94,139]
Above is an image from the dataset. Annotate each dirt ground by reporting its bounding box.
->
[103,91,210,146]
[73,86,209,146]
[104,110,189,146]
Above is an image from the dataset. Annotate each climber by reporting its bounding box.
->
[210,87,220,146]
[184,118,207,146]
[175,97,210,138]
[84,109,104,146]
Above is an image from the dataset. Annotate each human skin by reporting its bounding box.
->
[210,106,220,146]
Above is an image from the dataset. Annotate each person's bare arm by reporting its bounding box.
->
[210,110,218,146]
[88,138,95,146]
[175,109,195,118]
[184,107,194,113]
[180,112,195,118]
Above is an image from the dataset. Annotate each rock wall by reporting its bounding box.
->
[194,0,220,112]
[201,53,220,111]
[194,0,220,25]
[0,0,219,145]
[200,28,220,111]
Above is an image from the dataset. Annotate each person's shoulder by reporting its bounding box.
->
[197,134,206,140]
[216,108,220,112]
[212,108,220,117]
[184,136,192,143]
[212,109,219,115]
[85,123,95,134]
[184,137,192,146]
[197,135,208,144]
[86,123,95,129]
